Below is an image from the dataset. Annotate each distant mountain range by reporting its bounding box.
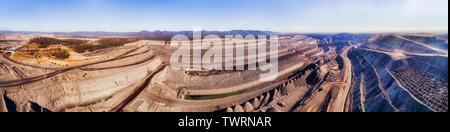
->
[0,30,278,37]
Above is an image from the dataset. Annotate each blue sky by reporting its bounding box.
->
[0,0,448,33]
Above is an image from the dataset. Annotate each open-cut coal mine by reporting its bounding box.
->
[0,32,447,112]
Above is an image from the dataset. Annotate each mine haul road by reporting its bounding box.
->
[109,64,167,112]
[0,44,154,88]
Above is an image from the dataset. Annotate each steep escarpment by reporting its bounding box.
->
[389,56,448,112]
[390,56,448,80]
[2,33,446,112]
[348,48,435,112]
[365,35,443,54]
[402,35,448,50]
[1,45,162,112]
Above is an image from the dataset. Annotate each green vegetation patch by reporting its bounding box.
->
[185,90,246,100]
[30,37,87,48]
[50,48,70,59]
[74,38,138,53]
[29,37,138,53]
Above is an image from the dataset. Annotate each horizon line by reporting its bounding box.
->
[0,29,448,35]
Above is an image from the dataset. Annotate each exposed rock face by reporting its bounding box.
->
[267,107,281,112]
[262,92,271,106]
[0,90,9,112]
[402,35,448,51]
[0,33,446,112]
[244,102,254,112]
[226,107,233,112]
[233,105,244,112]
[259,95,265,103]
[0,42,165,112]
[367,35,445,54]
[347,34,448,112]
[252,98,260,108]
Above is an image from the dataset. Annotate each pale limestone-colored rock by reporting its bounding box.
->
[259,95,265,102]
[260,109,266,112]
[234,105,244,112]
[226,107,233,112]
[252,98,260,108]
[244,102,254,112]
[278,101,287,107]
[274,89,278,96]
[262,92,270,106]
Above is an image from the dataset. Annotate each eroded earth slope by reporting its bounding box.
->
[0,33,447,112]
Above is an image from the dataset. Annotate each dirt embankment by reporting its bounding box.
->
[347,48,437,112]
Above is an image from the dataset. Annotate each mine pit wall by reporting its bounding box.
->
[138,58,321,112]
[402,35,449,51]
[0,90,7,112]
[161,43,322,96]
[348,48,433,112]
[388,56,448,112]
[218,63,319,112]
[369,35,442,54]
[215,55,336,112]
[389,56,448,81]
[0,62,24,81]
[153,64,263,91]
[4,57,163,112]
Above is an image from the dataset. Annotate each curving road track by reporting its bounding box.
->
[0,45,155,88]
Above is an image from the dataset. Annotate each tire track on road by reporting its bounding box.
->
[109,64,167,112]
